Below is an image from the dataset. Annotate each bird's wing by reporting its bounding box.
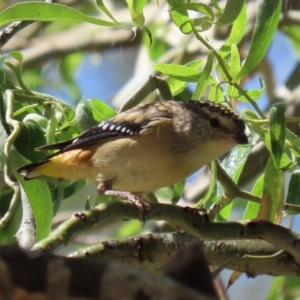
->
[37,103,174,153]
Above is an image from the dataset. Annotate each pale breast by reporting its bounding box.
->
[88,133,236,193]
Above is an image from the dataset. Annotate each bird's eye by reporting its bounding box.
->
[209,118,220,128]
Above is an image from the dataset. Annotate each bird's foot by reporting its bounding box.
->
[98,188,150,223]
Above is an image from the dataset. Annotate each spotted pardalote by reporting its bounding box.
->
[17,100,248,198]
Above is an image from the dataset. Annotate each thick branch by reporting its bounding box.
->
[32,201,300,267]
[69,233,300,277]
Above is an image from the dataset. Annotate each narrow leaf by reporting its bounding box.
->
[217,0,245,26]
[0,2,118,27]
[227,78,265,101]
[243,174,263,220]
[166,60,204,95]
[192,51,213,99]
[17,176,53,240]
[208,84,223,102]
[269,103,286,170]
[154,64,201,82]
[230,44,240,79]
[96,0,118,23]
[258,157,283,223]
[126,0,146,25]
[218,3,246,58]
[234,0,282,81]
[133,0,147,14]
[168,0,192,34]
[218,144,252,220]
[286,170,300,206]
[91,99,116,122]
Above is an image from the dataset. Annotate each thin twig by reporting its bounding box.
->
[0,0,59,48]
[191,25,266,119]
[0,21,33,48]
[0,90,21,228]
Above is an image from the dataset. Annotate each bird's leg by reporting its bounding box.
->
[97,182,150,222]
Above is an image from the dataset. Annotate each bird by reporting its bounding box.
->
[17,100,248,206]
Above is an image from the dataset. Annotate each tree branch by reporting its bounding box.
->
[32,201,300,267]
[69,232,300,277]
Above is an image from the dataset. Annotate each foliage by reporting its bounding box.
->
[0,0,300,298]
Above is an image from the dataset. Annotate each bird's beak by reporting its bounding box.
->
[231,133,248,145]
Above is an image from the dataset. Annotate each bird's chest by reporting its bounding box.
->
[88,134,232,193]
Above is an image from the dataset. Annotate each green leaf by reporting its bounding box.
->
[192,17,213,32]
[16,175,53,240]
[267,276,300,300]
[269,103,286,170]
[126,0,146,25]
[218,144,252,220]
[45,116,58,147]
[258,157,283,223]
[192,51,213,99]
[218,3,246,58]
[186,2,213,20]
[217,0,245,26]
[210,0,222,13]
[208,84,223,102]
[266,277,285,300]
[154,63,201,82]
[14,113,47,161]
[91,99,116,122]
[230,44,240,79]
[215,144,252,220]
[76,98,99,130]
[0,189,22,244]
[76,99,116,129]
[171,180,185,205]
[6,51,24,72]
[286,170,300,206]
[168,0,192,34]
[261,132,294,172]
[0,53,18,90]
[242,174,263,220]
[116,220,143,237]
[224,145,252,182]
[166,60,204,95]
[285,128,300,157]
[234,0,282,81]
[63,180,86,200]
[166,78,187,96]
[227,78,265,101]
[186,3,214,32]
[132,0,147,14]
[0,2,118,27]
[96,0,119,23]
[196,161,217,207]
[281,25,300,53]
